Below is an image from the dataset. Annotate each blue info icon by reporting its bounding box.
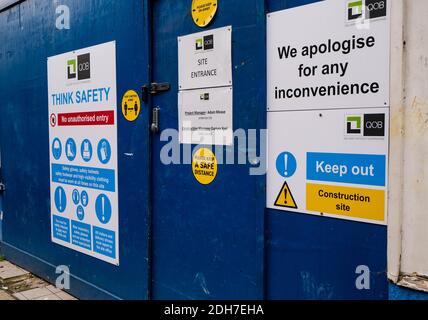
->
[72,189,80,205]
[54,186,67,213]
[52,138,62,160]
[76,206,85,221]
[81,191,89,207]
[95,194,112,224]
[81,139,93,162]
[276,152,297,178]
[65,138,77,161]
[97,139,111,164]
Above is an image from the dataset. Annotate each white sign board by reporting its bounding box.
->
[48,41,119,265]
[178,26,232,90]
[0,0,19,11]
[266,0,390,225]
[267,108,389,225]
[267,0,390,111]
[179,86,233,146]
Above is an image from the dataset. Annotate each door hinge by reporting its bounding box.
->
[142,82,170,103]
[0,182,5,193]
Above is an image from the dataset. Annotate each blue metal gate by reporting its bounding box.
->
[0,0,151,300]
[0,156,3,243]
[0,0,388,300]
[264,0,387,300]
[150,0,266,300]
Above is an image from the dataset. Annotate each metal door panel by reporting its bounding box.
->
[265,0,388,300]
[151,0,266,300]
[0,0,151,300]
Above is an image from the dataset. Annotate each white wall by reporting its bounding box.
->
[388,0,428,291]
[0,0,20,11]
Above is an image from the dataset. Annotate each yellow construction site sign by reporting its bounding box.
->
[192,148,218,185]
[274,181,298,209]
[306,183,385,222]
[191,0,218,27]
[121,90,141,122]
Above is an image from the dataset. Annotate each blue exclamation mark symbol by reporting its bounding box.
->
[101,196,105,222]
[96,194,112,224]
[276,152,297,178]
[284,153,289,177]
[55,186,67,213]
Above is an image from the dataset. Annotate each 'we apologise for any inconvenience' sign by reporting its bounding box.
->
[267,0,390,111]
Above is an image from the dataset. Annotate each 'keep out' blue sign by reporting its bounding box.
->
[307,152,386,187]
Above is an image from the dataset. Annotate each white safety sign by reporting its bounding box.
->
[267,0,390,111]
[178,26,232,90]
[267,108,389,225]
[179,86,233,146]
[178,25,234,147]
[48,41,119,265]
[266,0,390,225]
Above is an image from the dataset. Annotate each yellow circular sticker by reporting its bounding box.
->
[121,90,141,122]
[191,0,218,27]
[192,148,218,185]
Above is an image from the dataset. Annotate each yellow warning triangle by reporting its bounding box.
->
[274,181,298,209]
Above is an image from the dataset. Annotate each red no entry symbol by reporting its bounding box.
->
[50,113,57,127]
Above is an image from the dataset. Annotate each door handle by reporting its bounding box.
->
[151,107,160,133]
[142,82,170,103]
